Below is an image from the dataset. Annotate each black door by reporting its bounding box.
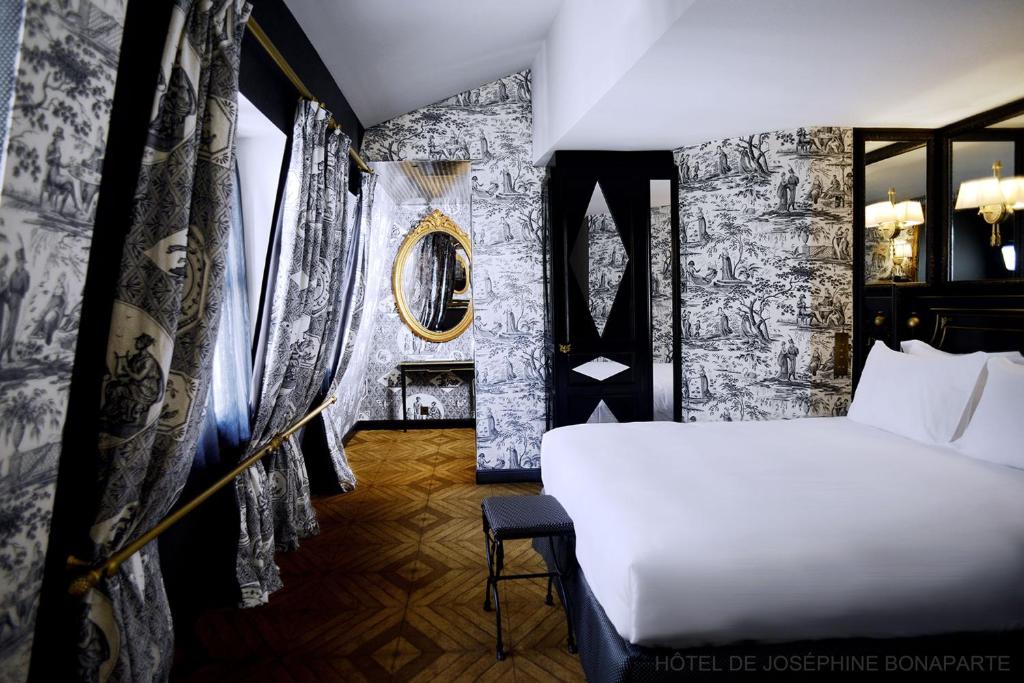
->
[549,152,673,426]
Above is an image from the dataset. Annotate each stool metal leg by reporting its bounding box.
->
[482,510,493,612]
[492,538,505,660]
[545,575,554,606]
[550,537,577,654]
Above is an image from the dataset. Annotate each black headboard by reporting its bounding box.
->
[885,293,1024,358]
[925,306,1024,354]
[859,293,1024,385]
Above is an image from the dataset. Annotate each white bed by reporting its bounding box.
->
[541,417,1024,648]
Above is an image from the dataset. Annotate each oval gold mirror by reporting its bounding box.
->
[393,209,473,343]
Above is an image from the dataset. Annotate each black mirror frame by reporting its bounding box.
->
[852,96,1024,387]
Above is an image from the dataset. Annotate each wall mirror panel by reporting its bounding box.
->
[950,132,1022,281]
[393,208,472,342]
[864,140,928,283]
[649,179,675,419]
[852,102,1024,386]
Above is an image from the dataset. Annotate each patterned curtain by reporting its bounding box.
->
[78,1,250,680]
[0,0,24,189]
[235,101,351,607]
[322,173,392,476]
[416,232,457,331]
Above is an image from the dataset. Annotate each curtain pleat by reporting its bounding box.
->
[234,101,352,606]
[416,232,457,331]
[322,173,391,478]
[78,2,251,680]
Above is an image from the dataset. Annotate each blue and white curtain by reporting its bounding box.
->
[235,101,353,606]
[199,162,252,465]
[0,0,24,189]
[78,2,251,680]
[323,172,392,462]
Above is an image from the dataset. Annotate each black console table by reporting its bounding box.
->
[398,360,475,430]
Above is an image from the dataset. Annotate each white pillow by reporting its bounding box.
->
[900,338,1024,364]
[953,358,1024,469]
[900,339,1024,436]
[849,340,988,445]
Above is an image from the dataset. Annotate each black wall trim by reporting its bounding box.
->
[476,468,543,484]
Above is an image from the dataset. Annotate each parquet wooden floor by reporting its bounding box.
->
[177,428,586,682]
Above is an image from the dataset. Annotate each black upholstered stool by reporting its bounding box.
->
[481,494,576,661]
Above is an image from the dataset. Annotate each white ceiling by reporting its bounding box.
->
[284,0,563,126]
[286,0,1024,161]
[537,0,1024,160]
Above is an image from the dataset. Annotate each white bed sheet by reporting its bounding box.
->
[541,417,1024,648]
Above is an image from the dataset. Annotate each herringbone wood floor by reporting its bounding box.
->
[178,429,586,682]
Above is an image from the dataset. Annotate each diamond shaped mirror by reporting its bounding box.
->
[571,182,628,337]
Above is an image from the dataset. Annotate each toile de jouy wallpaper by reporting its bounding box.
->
[0,1,125,679]
[675,127,853,423]
[362,71,545,471]
[582,209,627,338]
[358,199,475,422]
[650,204,673,364]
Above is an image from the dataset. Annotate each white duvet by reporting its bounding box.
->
[541,417,1024,648]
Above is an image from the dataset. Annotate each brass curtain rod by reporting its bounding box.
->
[246,16,373,175]
[68,395,338,597]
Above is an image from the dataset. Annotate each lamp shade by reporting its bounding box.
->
[955,176,1005,210]
[894,200,924,226]
[865,200,898,227]
[894,241,913,260]
[1000,176,1024,210]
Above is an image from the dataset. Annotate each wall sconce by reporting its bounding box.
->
[1002,243,1017,272]
[866,187,924,282]
[954,160,1024,246]
[893,239,914,280]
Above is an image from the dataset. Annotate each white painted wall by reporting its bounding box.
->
[531,0,692,163]
[539,0,1024,155]
[236,93,287,335]
[285,0,562,126]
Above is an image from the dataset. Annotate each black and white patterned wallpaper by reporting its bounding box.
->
[675,127,853,422]
[362,71,545,471]
[358,200,475,421]
[582,211,626,337]
[865,224,920,283]
[0,1,125,678]
[650,204,673,363]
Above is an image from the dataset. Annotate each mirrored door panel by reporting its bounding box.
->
[570,182,629,337]
[550,151,660,428]
[650,179,675,420]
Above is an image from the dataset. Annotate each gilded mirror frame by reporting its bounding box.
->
[392,209,473,343]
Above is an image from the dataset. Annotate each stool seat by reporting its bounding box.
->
[481,494,574,540]
[481,494,577,661]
